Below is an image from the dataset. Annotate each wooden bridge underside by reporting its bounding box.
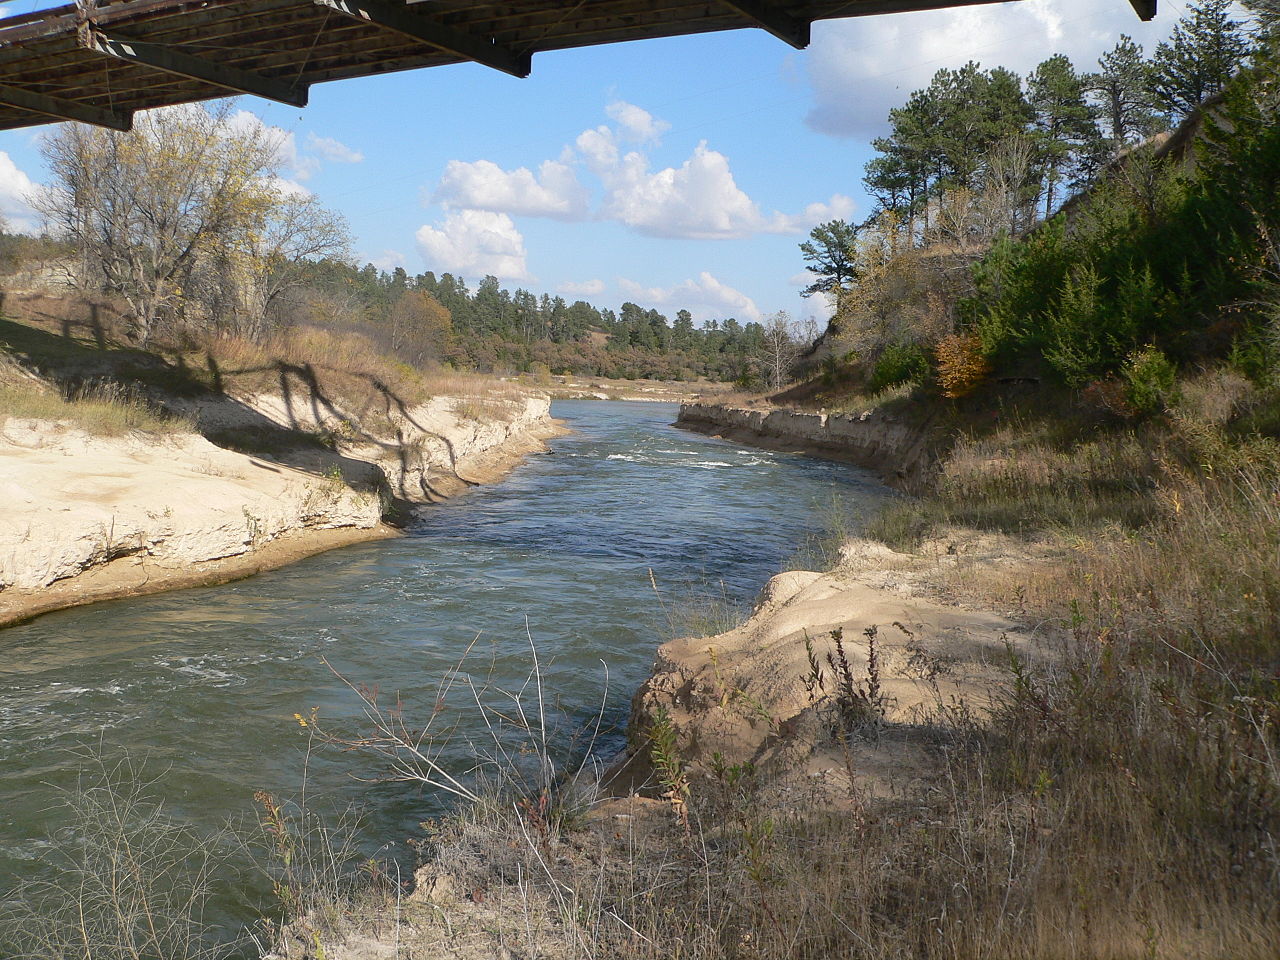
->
[0,0,1157,132]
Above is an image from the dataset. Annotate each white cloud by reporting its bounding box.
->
[306,133,363,164]
[767,195,857,234]
[805,0,1176,138]
[618,272,760,323]
[599,140,765,239]
[435,158,589,220]
[227,111,364,179]
[0,150,38,232]
[428,102,850,241]
[415,210,531,282]
[574,125,619,172]
[558,278,606,297]
[225,109,315,179]
[370,249,408,272]
[595,137,853,240]
[605,100,670,143]
[265,175,312,199]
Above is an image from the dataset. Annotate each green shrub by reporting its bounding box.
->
[867,341,929,393]
[1123,344,1179,414]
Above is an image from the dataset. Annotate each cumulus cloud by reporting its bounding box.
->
[306,133,364,164]
[596,138,853,239]
[264,175,312,199]
[602,140,764,239]
[427,100,851,241]
[370,249,408,272]
[226,109,315,179]
[416,210,531,281]
[558,278,606,297]
[0,151,39,232]
[605,100,670,143]
[766,195,857,234]
[618,272,760,323]
[435,158,590,220]
[805,0,1175,137]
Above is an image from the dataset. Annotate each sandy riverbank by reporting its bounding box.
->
[617,532,1047,805]
[0,395,565,628]
[676,400,936,486]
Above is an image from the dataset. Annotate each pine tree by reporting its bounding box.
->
[798,220,861,297]
[1243,0,1280,50]
[1090,35,1163,155]
[1149,0,1251,119]
[1028,55,1103,217]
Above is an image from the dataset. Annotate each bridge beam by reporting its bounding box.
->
[313,0,532,79]
[81,31,309,108]
[0,82,132,130]
[719,0,810,49]
[1129,0,1157,20]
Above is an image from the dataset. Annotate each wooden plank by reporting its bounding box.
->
[828,0,1021,16]
[313,0,531,78]
[82,30,309,107]
[0,80,132,129]
[719,0,809,48]
[0,0,1073,133]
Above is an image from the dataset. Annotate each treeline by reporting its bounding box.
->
[808,0,1278,411]
[863,0,1254,236]
[288,258,799,383]
[19,98,806,385]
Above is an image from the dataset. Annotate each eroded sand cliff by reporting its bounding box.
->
[0,394,562,626]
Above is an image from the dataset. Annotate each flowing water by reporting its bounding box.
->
[0,399,885,950]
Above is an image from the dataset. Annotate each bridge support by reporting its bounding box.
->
[81,32,309,108]
[719,0,810,49]
[314,0,532,79]
[0,82,132,130]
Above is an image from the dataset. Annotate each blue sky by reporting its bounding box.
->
[0,0,1191,326]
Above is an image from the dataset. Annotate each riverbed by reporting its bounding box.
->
[0,399,885,951]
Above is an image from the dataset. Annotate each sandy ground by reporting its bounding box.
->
[618,534,1051,807]
[0,397,565,627]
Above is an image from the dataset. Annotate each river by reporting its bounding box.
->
[0,399,885,953]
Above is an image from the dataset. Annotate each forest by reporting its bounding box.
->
[803,0,1278,408]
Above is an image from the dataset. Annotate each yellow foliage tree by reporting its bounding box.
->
[935,332,992,398]
[36,101,348,345]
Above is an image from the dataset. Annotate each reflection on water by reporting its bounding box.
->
[0,399,885,947]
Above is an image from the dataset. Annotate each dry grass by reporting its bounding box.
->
[0,299,534,442]
[0,378,193,437]
[362,384,1278,960]
[195,327,531,414]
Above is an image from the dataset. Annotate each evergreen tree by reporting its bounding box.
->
[1244,0,1280,50]
[932,64,1031,190]
[1090,36,1163,155]
[1149,0,1251,119]
[1028,55,1103,216]
[799,219,861,297]
[867,89,939,230]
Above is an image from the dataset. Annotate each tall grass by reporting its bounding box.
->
[387,401,1277,960]
[0,379,192,436]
